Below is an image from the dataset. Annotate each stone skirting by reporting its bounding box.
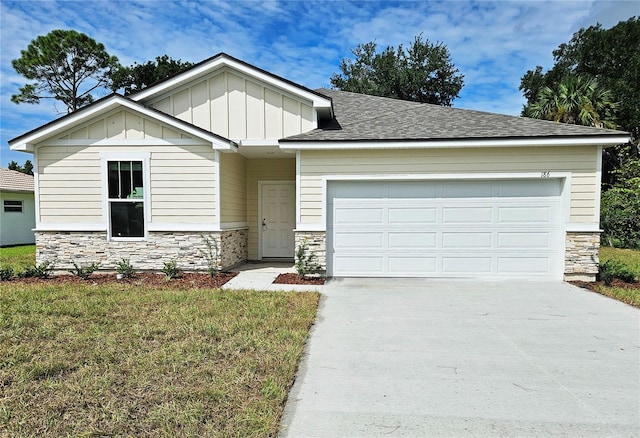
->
[564,231,600,282]
[294,231,327,274]
[35,230,248,273]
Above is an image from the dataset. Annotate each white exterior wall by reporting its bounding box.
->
[0,191,35,246]
[298,146,599,227]
[146,70,315,140]
[35,109,218,228]
[220,152,247,224]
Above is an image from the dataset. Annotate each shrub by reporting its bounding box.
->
[162,260,181,279]
[599,260,637,285]
[601,156,640,248]
[295,239,320,278]
[69,262,100,280]
[198,235,220,277]
[115,258,135,278]
[0,266,14,281]
[18,260,55,279]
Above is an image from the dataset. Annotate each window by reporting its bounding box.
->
[108,161,145,238]
[3,200,23,213]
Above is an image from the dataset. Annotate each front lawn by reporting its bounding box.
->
[0,244,35,271]
[593,246,640,308]
[0,283,319,437]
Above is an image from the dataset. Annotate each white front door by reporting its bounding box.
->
[261,182,295,258]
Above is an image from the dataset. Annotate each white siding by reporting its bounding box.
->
[220,153,247,223]
[146,70,315,140]
[299,146,599,225]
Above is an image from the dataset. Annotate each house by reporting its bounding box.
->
[9,53,630,281]
[0,168,36,247]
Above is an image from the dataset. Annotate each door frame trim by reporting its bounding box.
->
[258,180,295,260]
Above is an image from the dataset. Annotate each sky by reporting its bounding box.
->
[1,0,637,166]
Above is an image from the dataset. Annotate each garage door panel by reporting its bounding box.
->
[443,207,493,223]
[328,179,563,279]
[388,232,436,248]
[388,208,436,224]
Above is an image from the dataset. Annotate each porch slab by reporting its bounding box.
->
[222,262,323,291]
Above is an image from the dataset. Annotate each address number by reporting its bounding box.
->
[541,171,550,178]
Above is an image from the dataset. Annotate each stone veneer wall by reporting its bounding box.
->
[36,230,248,272]
[564,231,600,281]
[294,231,327,274]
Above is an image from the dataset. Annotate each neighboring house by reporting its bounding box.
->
[9,53,630,281]
[0,168,36,247]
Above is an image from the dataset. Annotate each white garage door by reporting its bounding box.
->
[327,180,564,279]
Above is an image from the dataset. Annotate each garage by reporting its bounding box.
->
[327,179,565,279]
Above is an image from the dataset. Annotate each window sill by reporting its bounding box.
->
[109,237,146,242]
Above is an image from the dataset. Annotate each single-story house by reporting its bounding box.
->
[9,53,630,280]
[0,168,36,247]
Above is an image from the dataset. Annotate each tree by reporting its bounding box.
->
[520,17,639,142]
[7,160,34,176]
[525,75,617,128]
[331,35,464,106]
[110,55,193,95]
[12,29,120,113]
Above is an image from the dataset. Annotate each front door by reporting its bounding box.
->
[261,182,295,258]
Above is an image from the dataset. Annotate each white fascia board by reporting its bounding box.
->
[9,96,233,152]
[279,135,631,150]
[130,56,332,110]
[565,223,602,232]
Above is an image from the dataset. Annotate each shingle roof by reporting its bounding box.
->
[281,88,629,142]
[0,168,34,193]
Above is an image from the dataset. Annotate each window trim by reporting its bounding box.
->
[3,200,24,213]
[101,152,151,241]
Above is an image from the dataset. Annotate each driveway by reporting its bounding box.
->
[279,278,640,437]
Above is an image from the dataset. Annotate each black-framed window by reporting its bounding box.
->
[108,161,144,238]
[3,200,23,213]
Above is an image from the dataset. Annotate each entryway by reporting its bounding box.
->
[260,182,295,258]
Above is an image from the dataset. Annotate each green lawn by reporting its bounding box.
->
[0,282,319,437]
[596,246,640,308]
[0,245,36,271]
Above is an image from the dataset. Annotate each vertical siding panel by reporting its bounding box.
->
[191,80,210,131]
[153,96,172,113]
[106,111,124,138]
[264,89,283,138]
[282,96,300,137]
[125,112,144,139]
[173,89,191,122]
[210,73,229,138]
[88,120,105,138]
[144,120,162,138]
[227,73,246,138]
[245,81,264,139]
[70,127,88,139]
[301,103,314,132]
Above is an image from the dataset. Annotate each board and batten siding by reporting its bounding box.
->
[246,158,295,259]
[147,70,315,140]
[220,152,247,224]
[299,146,599,225]
[36,109,218,226]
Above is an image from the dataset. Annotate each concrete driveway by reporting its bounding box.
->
[279,278,640,437]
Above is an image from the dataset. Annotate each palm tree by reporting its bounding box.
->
[526,75,618,129]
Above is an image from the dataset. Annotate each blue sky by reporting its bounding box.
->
[1,0,637,165]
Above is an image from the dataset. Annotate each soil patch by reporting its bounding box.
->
[571,278,640,291]
[8,271,238,289]
[273,273,325,285]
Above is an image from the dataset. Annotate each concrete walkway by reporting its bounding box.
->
[279,278,640,437]
[221,262,323,292]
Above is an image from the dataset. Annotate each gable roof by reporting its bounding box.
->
[281,89,630,146]
[0,168,34,193]
[9,94,236,152]
[129,53,333,118]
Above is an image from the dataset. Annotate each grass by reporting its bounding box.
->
[0,245,36,271]
[595,246,640,308]
[0,283,319,437]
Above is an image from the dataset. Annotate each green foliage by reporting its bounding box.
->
[599,260,637,285]
[601,155,640,248]
[11,29,120,112]
[331,34,464,106]
[295,239,320,278]
[7,159,34,175]
[162,260,181,279]
[520,17,639,144]
[198,235,220,277]
[69,262,100,280]
[115,258,135,278]
[18,260,55,279]
[110,55,192,95]
[0,266,14,281]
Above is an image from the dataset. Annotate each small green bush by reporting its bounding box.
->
[599,260,637,285]
[0,266,14,281]
[162,260,181,279]
[115,258,135,278]
[198,235,220,277]
[18,260,55,279]
[69,262,100,280]
[295,239,320,278]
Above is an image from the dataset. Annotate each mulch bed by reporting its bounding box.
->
[7,272,238,289]
[570,278,640,291]
[273,273,325,285]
